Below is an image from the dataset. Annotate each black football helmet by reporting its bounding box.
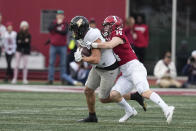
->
[70,16,89,40]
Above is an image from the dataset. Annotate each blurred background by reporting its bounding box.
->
[0,0,195,88]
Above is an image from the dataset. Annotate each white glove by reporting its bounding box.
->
[74,48,83,62]
[85,41,92,49]
[77,39,83,45]
[77,39,92,49]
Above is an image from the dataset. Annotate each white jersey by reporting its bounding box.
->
[81,28,116,67]
[0,24,6,47]
[3,31,17,55]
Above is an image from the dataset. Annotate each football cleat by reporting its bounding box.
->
[77,116,98,123]
[165,106,175,124]
[119,108,137,123]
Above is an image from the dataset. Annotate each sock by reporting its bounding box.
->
[118,98,133,113]
[149,92,168,113]
[89,112,96,117]
[130,92,139,100]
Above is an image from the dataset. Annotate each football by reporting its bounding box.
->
[81,47,91,57]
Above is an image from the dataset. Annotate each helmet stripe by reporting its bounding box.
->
[113,16,117,23]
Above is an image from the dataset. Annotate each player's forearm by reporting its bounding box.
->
[92,42,113,49]
[82,56,100,64]
[99,42,114,48]
[92,37,122,49]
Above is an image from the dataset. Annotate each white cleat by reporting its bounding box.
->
[119,108,137,123]
[11,79,17,84]
[23,79,29,84]
[165,106,175,124]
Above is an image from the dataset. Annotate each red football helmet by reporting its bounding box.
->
[102,16,123,39]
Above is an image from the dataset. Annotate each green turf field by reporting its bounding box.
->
[0,92,195,131]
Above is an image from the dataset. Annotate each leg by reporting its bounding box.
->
[96,68,137,122]
[12,52,22,83]
[48,45,56,82]
[7,54,13,78]
[123,92,147,111]
[60,46,82,85]
[78,67,100,122]
[141,89,175,124]
[61,73,82,85]
[141,88,169,113]
[66,53,74,74]
[22,55,28,84]
[5,53,9,81]
[159,78,172,88]
[130,62,175,124]
[9,54,14,78]
[84,87,96,113]
[59,46,66,79]
[110,76,137,122]
[97,68,120,104]
[170,79,182,88]
[78,86,97,122]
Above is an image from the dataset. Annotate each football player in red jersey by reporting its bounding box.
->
[89,16,175,124]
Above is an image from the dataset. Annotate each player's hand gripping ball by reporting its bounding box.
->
[74,48,83,62]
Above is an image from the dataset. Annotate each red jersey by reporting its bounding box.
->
[133,24,149,48]
[110,29,137,66]
[49,19,68,46]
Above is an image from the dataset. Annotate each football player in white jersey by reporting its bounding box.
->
[70,16,145,123]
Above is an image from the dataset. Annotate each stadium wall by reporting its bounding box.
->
[0,0,126,67]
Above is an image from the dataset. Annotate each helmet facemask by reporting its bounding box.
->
[101,23,113,40]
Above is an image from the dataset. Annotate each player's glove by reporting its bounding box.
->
[74,48,83,62]
[84,41,98,49]
[77,39,91,49]
[85,41,92,49]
